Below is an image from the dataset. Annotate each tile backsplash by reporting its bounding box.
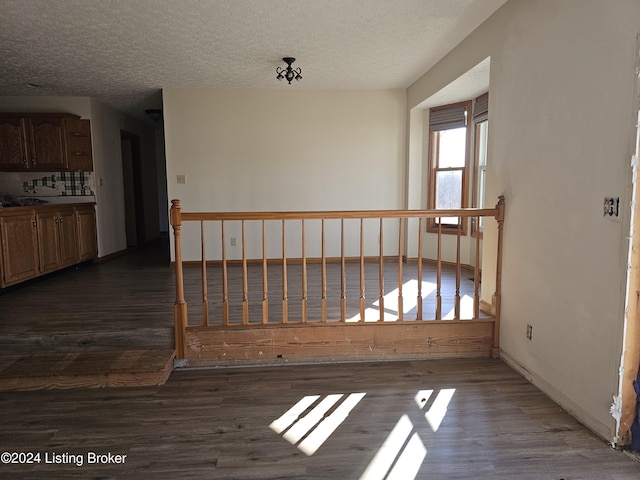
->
[23,172,94,196]
[0,171,95,197]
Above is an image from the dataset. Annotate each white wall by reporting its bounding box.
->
[163,88,406,261]
[408,0,640,441]
[89,99,159,256]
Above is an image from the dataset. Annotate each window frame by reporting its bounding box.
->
[427,100,472,235]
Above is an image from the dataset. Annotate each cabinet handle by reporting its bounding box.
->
[31,158,36,166]
[32,221,36,228]
[22,158,27,165]
[55,217,59,224]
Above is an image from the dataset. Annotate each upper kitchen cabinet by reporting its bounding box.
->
[0,113,93,172]
[0,116,29,170]
[28,116,66,170]
[63,117,93,171]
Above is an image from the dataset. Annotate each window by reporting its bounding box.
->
[471,93,488,236]
[427,101,472,233]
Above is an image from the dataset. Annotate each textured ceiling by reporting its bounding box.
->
[0,0,506,121]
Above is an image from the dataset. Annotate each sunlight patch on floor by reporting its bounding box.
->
[270,393,366,456]
[346,280,437,322]
[360,388,455,480]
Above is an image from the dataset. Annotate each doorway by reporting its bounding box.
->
[120,131,145,249]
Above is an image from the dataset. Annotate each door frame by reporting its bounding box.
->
[120,130,145,248]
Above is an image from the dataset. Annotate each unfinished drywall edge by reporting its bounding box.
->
[500,349,615,444]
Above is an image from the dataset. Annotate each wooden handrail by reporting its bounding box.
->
[170,197,506,360]
[180,207,500,222]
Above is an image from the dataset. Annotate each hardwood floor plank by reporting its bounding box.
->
[1,358,637,479]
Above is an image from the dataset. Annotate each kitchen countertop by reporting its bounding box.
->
[0,201,95,215]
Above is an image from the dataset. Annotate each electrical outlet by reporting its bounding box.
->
[526,324,533,340]
[604,197,619,217]
[176,174,186,184]
[230,237,237,247]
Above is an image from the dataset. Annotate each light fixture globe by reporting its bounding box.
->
[276,57,302,85]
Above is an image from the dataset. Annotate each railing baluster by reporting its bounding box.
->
[474,215,480,319]
[455,216,461,319]
[340,218,346,322]
[492,196,506,358]
[201,220,209,326]
[170,199,187,359]
[397,218,403,321]
[321,219,327,322]
[378,218,384,322]
[242,220,248,325]
[301,219,308,323]
[359,218,365,322]
[282,219,288,324]
[417,218,423,321]
[262,220,268,324]
[436,218,442,320]
[221,220,229,326]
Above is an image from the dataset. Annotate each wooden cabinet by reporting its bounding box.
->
[35,209,61,274]
[0,113,93,172]
[0,116,30,170]
[64,118,93,171]
[58,208,80,267]
[36,207,81,273]
[0,203,97,287]
[28,116,66,171]
[0,210,40,286]
[76,205,97,261]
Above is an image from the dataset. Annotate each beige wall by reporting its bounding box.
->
[89,99,159,256]
[408,0,640,442]
[163,88,406,261]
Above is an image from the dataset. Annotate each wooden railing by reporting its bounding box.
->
[170,197,505,361]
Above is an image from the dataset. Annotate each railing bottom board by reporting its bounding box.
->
[185,321,495,367]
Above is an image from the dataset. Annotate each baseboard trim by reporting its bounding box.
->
[500,349,615,444]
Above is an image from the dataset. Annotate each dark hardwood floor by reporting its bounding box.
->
[0,358,638,479]
[0,239,176,354]
[0,240,638,478]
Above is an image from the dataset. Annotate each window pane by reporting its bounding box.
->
[478,168,486,209]
[477,121,488,167]
[438,127,466,168]
[436,169,462,225]
[478,168,486,230]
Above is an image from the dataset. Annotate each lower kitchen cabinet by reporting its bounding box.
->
[76,205,98,261]
[0,203,97,287]
[0,211,39,286]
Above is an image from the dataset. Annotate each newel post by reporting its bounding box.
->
[491,195,505,358]
[170,199,188,359]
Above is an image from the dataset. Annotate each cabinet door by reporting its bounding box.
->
[76,206,97,261]
[0,117,29,170]
[36,210,60,274]
[58,208,79,267]
[0,212,39,286]
[28,117,66,170]
[64,118,93,171]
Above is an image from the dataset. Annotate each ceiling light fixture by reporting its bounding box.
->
[145,109,162,122]
[276,57,302,85]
